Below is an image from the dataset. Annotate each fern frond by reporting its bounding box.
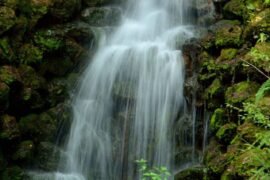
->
[256,79,270,103]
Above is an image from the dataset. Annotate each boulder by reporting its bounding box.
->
[50,0,81,21]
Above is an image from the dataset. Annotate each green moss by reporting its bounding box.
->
[2,166,27,180]
[0,6,16,35]
[218,48,238,61]
[223,0,248,20]
[12,140,34,161]
[0,37,14,62]
[225,81,260,105]
[216,123,237,144]
[210,108,226,132]
[0,115,20,140]
[34,30,64,52]
[0,66,21,85]
[205,78,223,99]
[18,44,43,65]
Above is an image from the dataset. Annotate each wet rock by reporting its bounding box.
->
[0,115,20,140]
[0,37,15,63]
[35,141,61,171]
[0,6,16,35]
[113,82,136,103]
[1,166,28,180]
[244,42,270,72]
[216,123,237,144]
[81,7,122,26]
[223,0,248,20]
[225,81,260,105]
[210,108,227,132]
[175,166,207,180]
[12,140,34,162]
[217,48,238,62]
[211,20,243,47]
[18,44,43,65]
[50,0,81,21]
[0,65,21,86]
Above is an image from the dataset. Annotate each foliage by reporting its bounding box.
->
[135,159,171,180]
[255,79,270,103]
[257,33,268,43]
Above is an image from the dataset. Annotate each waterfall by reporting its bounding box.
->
[29,0,215,180]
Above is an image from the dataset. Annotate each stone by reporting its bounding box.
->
[12,140,34,161]
[50,0,81,21]
[225,81,260,105]
[0,115,20,140]
[223,0,248,20]
[0,6,16,35]
[81,7,122,26]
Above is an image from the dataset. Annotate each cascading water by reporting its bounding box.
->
[31,0,214,180]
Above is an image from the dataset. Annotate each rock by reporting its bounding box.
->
[257,96,270,116]
[223,0,248,20]
[0,82,10,110]
[216,123,237,144]
[1,166,28,180]
[175,166,207,180]
[0,65,21,86]
[0,6,16,35]
[18,65,46,90]
[237,122,267,143]
[18,44,43,65]
[0,0,18,9]
[217,48,238,62]
[35,141,61,171]
[83,0,125,7]
[225,81,260,105]
[50,0,81,21]
[113,81,136,103]
[212,20,243,47]
[12,140,34,162]
[81,7,122,26]
[244,42,270,72]
[0,37,15,62]
[47,78,68,107]
[210,108,227,132]
[64,38,87,65]
[0,115,20,140]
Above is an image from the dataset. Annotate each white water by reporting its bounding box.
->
[33,0,214,180]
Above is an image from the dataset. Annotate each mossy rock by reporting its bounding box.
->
[216,123,237,144]
[244,8,270,37]
[12,140,34,162]
[0,65,21,85]
[18,65,46,90]
[245,42,270,72]
[18,44,43,65]
[175,166,207,180]
[204,78,223,99]
[0,0,18,9]
[217,48,238,62]
[2,166,28,180]
[210,108,227,132]
[0,37,15,62]
[49,0,81,21]
[214,20,243,47]
[225,81,260,105]
[257,96,270,116]
[33,29,64,52]
[226,148,270,177]
[0,114,20,140]
[0,6,16,35]
[81,7,122,26]
[223,0,248,20]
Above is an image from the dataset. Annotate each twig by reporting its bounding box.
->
[240,59,270,79]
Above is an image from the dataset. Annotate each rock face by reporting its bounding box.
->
[0,0,124,178]
[193,0,270,179]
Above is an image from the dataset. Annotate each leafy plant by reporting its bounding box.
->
[256,79,270,103]
[135,159,171,180]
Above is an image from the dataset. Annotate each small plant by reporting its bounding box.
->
[135,159,171,180]
[257,33,269,43]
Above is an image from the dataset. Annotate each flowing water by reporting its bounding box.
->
[32,0,214,180]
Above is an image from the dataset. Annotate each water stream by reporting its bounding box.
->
[30,0,214,179]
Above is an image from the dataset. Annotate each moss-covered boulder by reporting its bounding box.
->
[223,0,248,20]
[18,44,43,65]
[175,166,207,180]
[217,48,238,62]
[0,6,16,35]
[245,42,270,72]
[35,141,61,171]
[0,37,15,62]
[216,123,237,144]
[210,108,227,132]
[1,166,28,180]
[81,7,122,26]
[237,121,267,143]
[12,140,34,162]
[50,0,81,21]
[225,81,260,105]
[0,115,20,140]
[0,65,21,85]
[257,96,270,116]
[211,20,243,47]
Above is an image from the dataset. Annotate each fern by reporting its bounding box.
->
[255,79,270,103]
